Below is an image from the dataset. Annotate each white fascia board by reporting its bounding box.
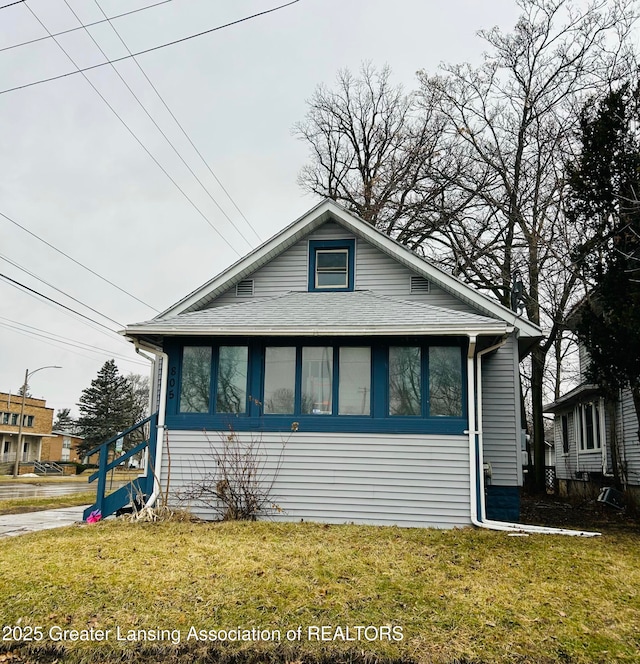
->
[125,324,511,337]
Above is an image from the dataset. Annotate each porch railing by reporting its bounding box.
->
[34,460,63,475]
[83,413,158,521]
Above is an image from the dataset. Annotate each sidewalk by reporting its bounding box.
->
[0,505,89,538]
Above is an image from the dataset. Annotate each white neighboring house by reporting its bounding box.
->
[122,200,542,528]
[544,339,640,505]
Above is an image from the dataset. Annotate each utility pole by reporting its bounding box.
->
[12,366,62,477]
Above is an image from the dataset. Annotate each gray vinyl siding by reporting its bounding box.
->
[618,389,640,486]
[209,222,480,314]
[160,430,471,528]
[481,334,521,486]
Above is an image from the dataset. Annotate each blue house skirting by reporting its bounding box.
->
[485,486,520,522]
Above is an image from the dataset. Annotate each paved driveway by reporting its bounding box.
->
[0,505,89,538]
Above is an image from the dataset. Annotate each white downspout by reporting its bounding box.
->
[134,340,168,509]
[469,334,600,537]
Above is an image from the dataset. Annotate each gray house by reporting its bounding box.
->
[544,340,640,505]
[123,200,542,528]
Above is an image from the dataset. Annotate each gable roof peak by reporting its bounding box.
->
[155,199,541,339]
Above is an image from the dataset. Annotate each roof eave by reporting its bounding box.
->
[124,324,510,338]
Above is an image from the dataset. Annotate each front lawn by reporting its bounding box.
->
[0,492,95,515]
[1,520,638,663]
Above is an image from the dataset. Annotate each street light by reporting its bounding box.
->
[13,365,62,477]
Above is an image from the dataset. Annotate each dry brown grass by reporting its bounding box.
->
[0,520,638,663]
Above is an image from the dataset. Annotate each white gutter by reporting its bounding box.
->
[134,340,168,509]
[468,334,600,537]
[124,325,509,337]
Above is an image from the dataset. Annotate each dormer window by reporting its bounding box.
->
[308,239,355,292]
[316,249,348,288]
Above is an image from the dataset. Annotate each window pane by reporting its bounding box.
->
[389,347,421,416]
[216,346,248,414]
[339,347,371,415]
[316,250,348,288]
[180,346,212,413]
[585,403,594,449]
[561,415,569,454]
[264,347,296,414]
[429,347,462,416]
[317,251,347,270]
[302,347,333,414]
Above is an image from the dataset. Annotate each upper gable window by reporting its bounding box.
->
[308,239,355,292]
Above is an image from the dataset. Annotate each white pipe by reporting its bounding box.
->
[134,340,168,509]
[467,335,480,523]
[468,334,600,537]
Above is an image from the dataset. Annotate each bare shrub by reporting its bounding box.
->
[177,425,294,521]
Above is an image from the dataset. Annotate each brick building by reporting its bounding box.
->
[41,431,92,464]
[0,392,54,468]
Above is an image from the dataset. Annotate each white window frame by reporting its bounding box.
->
[314,248,349,289]
[575,398,604,452]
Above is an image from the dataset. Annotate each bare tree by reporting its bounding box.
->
[418,0,636,490]
[295,0,637,493]
[294,63,447,249]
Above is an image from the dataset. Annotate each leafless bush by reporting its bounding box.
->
[177,425,294,521]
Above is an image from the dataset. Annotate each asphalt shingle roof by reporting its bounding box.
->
[126,290,508,337]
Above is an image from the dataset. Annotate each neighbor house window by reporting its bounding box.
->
[62,437,71,462]
[308,239,355,292]
[561,414,569,454]
[576,401,602,451]
[179,346,212,413]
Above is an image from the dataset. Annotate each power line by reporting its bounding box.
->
[93,0,263,244]
[0,265,133,345]
[0,271,119,334]
[0,252,124,327]
[25,3,243,258]
[0,1,302,96]
[0,319,116,365]
[0,209,159,312]
[63,0,256,250]
[0,316,149,366]
[0,0,173,53]
[0,0,25,9]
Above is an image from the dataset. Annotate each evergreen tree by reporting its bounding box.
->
[76,360,133,458]
[569,82,640,431]
[53,408,76,432]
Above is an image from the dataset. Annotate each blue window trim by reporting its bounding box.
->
[164,337,468,435]
[308,239,356,292]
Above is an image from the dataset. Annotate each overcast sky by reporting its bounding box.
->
[0,0,524,417]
